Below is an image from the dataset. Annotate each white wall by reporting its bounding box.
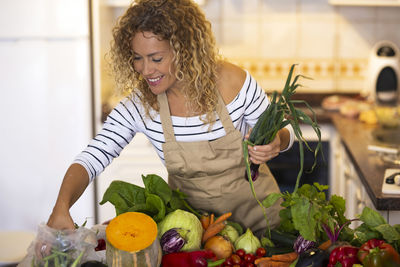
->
[0,0,95,231]
[201,0,400,93]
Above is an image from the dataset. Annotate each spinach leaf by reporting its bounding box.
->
[359,206,387,228]
[100,174,200,222]
[375,224,400,243]
[168,189,189,212]
[353,207,400,246]
[142,174,172,204]
[144,193,166,222]
[99,180,146,215]
[351,223,382,246]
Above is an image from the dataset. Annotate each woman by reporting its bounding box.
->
[47,0,294,234]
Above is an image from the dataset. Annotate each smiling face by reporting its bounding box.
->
[131,31,178,95]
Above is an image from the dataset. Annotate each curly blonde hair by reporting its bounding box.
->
[109,0,221,123]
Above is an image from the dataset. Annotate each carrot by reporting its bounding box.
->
[270,252,298,262]
[318,239,332,251]
[202,221,226,243]
[209,213,215,225]
[256,259,291,267]
[213,212,232,225]
[255,257,272,265]
[200,213,210,230]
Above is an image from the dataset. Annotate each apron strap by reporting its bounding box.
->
[158,92,175,142]
[215,92,236,135]
[157,91,237,142]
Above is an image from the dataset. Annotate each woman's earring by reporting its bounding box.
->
[138,74,143,81]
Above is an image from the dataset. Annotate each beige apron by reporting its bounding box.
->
[158,92,282,234]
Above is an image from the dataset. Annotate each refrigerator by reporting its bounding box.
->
[0,0,95,231]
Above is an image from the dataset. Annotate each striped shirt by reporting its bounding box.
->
[74,71,294,182]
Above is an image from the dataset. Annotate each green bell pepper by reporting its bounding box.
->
[357,238,400,267]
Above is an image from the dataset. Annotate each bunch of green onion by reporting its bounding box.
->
[243,64,323,232]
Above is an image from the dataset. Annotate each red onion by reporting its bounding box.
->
[244,163,259,182]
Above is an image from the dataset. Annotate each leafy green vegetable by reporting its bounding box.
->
[220,224,240,243]
[100,174,200,222]
[349,207,400,250]
[262,183,349,243]
[100,180,145,215]
[226,220,244,236]
[234,228,262,254]
[266,183,400,250]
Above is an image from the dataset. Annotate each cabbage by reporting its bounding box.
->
[219,225,239,243]
[234,228,261,254]
[158,209,203,251]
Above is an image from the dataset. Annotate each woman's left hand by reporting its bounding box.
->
[245,132,281,164]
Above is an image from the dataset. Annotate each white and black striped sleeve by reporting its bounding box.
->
[73,98,138,182]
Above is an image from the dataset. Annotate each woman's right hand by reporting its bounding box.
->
[46,207,75,230]
[35,207,75,259]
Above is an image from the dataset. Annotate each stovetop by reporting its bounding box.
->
[382,168,400,195]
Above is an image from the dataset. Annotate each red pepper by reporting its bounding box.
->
[357,238,400,267]
[94,238,106,251]
[161,250,216,267]
[327,246,360,267]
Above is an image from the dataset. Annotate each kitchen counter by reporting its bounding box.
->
[330,113,400,210]
[293,92,400,211]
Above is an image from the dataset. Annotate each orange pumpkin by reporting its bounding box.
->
[105,212,162,267]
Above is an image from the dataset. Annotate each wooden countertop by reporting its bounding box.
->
[331,113,400,210]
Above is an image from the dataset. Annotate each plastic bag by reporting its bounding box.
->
[18,223,101,267]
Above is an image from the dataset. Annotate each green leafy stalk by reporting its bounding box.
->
[70,251,84,267]
[243,140,271,237]
[243,64,323,237]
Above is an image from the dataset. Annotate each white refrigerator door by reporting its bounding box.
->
[0,0,94,231]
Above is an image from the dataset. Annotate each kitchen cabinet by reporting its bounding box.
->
[331,132,385,227]
[329,0,400,6]
[331,114,400,225]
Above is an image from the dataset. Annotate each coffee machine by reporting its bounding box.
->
[365,40,400,105]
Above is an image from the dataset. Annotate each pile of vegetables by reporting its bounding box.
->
[96,66,400,267]
[98,173,400,267]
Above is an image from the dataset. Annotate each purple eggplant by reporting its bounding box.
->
[160,228,187,254]
[244,163,259,182]
[293,235,316,254]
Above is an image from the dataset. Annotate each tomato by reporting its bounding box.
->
[244,263,255,267]
[231,254,242,265]
[256,247,266,257]
[224,257,233,266]
[244,253,255,263]
[236,249,246,259]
